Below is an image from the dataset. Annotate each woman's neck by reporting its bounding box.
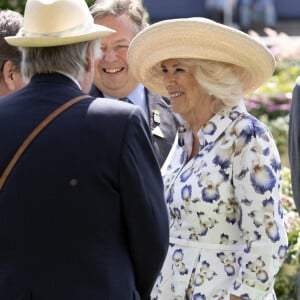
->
[184,108,214,134]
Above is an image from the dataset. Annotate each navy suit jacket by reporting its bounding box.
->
[89,84,179,167]
[289,77,300,213]
[0,73,169,300]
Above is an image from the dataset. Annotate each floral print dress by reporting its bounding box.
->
[151,102,288,300]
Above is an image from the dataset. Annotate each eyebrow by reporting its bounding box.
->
[113,38,130,44]
[161,63,180,68]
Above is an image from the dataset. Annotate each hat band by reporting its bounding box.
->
[20,20,94,38]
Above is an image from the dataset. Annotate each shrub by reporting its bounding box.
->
[275,167,300,300]
[244,57,300,299]
[244,60,300,157]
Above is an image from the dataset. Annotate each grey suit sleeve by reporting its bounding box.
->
[119,106,169,299]
[289,81,300,213]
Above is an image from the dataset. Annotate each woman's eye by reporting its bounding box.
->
[175,67,185,72]
[117,45,129,49]
[161,66,185,74]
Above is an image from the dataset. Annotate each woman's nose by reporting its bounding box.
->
[163,72,176,85]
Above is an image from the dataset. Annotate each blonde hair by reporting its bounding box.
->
[179,58,250,112]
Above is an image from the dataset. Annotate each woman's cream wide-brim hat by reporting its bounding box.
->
[128,17,276,96]
[5,0,115,47]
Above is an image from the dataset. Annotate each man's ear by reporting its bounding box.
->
[79,42,96,93]
[86,42,95,73]
[2,60,18,91]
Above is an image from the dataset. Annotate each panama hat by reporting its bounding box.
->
[5,0,115,47]
[128,17,276,96]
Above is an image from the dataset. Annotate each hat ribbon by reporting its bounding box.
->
[20,20,94,38]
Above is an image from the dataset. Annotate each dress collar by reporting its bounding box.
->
[178,100,247,157]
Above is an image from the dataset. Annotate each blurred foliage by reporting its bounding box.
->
[0,0,95,13]
[275,168,300,300]
[245,55,300,300]
[244,60,300,157]
[0,0,25,12]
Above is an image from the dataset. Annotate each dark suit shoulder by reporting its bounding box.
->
[88,97,145,121]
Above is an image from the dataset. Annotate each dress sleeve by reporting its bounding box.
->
[231,115,288,299]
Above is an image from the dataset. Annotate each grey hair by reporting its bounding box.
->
[90,0,148,33]
[21,40,101,81]
[0,9,23,79]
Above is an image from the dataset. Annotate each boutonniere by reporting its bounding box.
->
[152,126,164,138]
[152,110,160,125]
[151,110,164,138]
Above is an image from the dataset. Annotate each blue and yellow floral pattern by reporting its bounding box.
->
[151,102,288,300]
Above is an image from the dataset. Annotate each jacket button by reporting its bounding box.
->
[69,179,78,187]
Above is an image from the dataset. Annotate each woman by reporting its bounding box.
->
[128,18,288,300]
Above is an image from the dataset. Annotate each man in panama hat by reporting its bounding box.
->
[0,0,169,299]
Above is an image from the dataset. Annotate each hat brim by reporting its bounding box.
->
[128,18,275,96]
[5,24,114,47]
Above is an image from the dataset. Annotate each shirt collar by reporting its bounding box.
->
[127,83,145,106]
[57,71,81,89]
[103,83,148,118]
[102,83,145,105]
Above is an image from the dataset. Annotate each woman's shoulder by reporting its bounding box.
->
[225,109,278,151]
[231,110,270,135]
